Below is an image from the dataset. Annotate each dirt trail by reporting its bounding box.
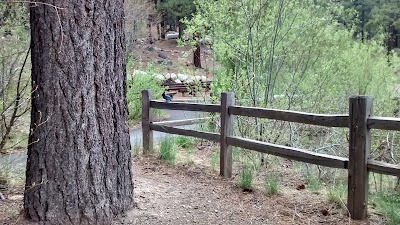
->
[113,157,382,225]
[0,156,384,225]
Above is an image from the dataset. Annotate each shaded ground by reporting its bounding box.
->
[113,156,384,225]
[0,154,386,225]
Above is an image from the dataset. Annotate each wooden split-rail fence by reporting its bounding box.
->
[141,90,400,220]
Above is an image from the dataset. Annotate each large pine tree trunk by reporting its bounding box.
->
[24,1,134,224]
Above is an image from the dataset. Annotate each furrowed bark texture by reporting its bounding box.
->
[24,1,134,224]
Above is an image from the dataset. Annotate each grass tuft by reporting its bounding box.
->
[239,166,254,191]
[160,138,176,165]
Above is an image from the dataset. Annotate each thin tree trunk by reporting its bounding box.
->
[24,1,134,224]
[194,42,202,68]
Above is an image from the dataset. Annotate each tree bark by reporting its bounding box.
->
[193,42,202,68]
[24,1,134,224]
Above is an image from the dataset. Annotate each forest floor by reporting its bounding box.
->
[112,151,386,225]
[1,152,385,225]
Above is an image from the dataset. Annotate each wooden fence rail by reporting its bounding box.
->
[141,90,400,221]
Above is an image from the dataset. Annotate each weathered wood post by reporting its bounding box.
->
[220,92,234,178]
[348,96,373,220]
[142,90,153,154]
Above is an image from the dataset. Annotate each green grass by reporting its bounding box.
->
[327,183,347,206]
[305,176,322,194]
[239,166,254,191]
[160,139,176,165]
[175,136,193,149]
[210,150,220,171]
[373,192,400,225]
[264,176,279,195]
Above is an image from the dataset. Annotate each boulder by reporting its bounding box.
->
[165,32,179,40]
[158,53,168,59]
[177,73,188,81]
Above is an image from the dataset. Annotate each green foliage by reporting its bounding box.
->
[158,0,195,18]
[126,62,166,123]
[210,150,219,171]
[264,176,279,195]
[342,0,400,41]
[239,166,254,191]
[374,192,400,225]
[327,183,347,206]
[0,3,30,153]
[305,176,322,194]
[187,0,397,113]
[160,138,176,165]
[175,136,193,149]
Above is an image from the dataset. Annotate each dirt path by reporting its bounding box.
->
[113,157,382,225]
[0,155,385,225]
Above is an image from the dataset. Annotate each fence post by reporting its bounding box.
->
[348,96,373,220]
[220,92,234,178]
[142,90,153,154]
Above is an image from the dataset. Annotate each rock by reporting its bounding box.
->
[165,61,173,67]
[155,74,165,80]
[158,53,168,59]
[177,73,188,81]
[174,79,182,84]
[170,73,177,80]
[185,77,194,84]
[165,32,179,40]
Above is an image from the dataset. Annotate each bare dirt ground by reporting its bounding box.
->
[0,153,386,225]
[116,155,385,225]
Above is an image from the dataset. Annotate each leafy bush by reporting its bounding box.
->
[175,136,193,149]
[126,63,166,123]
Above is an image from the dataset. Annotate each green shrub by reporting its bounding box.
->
[175,136,193,149]
[239,166,254,191]
[265,176,279,195]
[374,192,400,225]
[126,63,166,123]
[160,138,176,165]
[327,183,347,206]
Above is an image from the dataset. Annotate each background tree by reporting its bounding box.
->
[0,2,30,154]
[158,0,195,38]
[125,0,159,55]
[24,1,134,224]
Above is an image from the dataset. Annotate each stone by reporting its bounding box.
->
[158,53,168,59]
